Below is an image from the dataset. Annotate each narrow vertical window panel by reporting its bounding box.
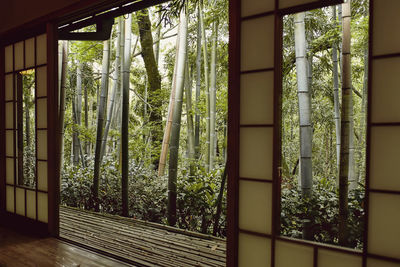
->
[240,127,273,180]
[6,185,14,213]
[275,241,313,267]
[14,41,24,71]
[318,249,362,267]
[239,181,272,234]
[5,74,13,101]
[37,192,48,223]
[371,58,400,123]
[6,102,14,129]
[36,34,47,65]
[25,38,35,68]
[370,126,400,191]
[15,187,25,216]
[6,158,14,185]
[240,71,274,125]
[238,233,271,267]
[5,45,13,72]
[372,0,400,56]
[368,193,400,259]
[26,190,36,220]
[37,161,48,191]
[36,66,47,97]
[37,130,47,160]
[367,258,400,267]
[241,0,275,17]
[36,98,47,128]
[6,130,14,157]
[279,0,318,9]
[241,16,274,72]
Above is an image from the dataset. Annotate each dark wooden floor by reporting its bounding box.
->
[0,226,130,267]
[60,206,226,267]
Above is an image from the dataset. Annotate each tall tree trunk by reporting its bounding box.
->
[185,63,195,176]
[72,100,79,165]
[137,9,163,167]
[93,39,111,212]
[339,0,351,247]
[168,9,188,226]
[154,7,162,66]
[209,19,218,170]
[200,0,210,171]
[121,15,132,217]
[294,12,313,240]
[76,62,83,161]
[158,25,181,176]
[332,6,341,177]
[84,66,89,155]
[195,8,202,159]
[213,163,227,236]
[101,21,122,163]
[59,41,68,168]
[356,48,368,184]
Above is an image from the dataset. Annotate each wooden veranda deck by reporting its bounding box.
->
[59,206,226,267]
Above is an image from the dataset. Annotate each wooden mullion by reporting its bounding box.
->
[363,0,374,266]
[227,0,241,266]
[35,35,39,222]
[241,11,275,21]
[240,67,274,75]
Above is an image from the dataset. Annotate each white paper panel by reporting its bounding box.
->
[37,192,48,223]
[6,185,14,213]
[240,127,273,180]
[238,233,271,267]
[240,71,274,125]
[5,45,13,72]
[372,0,400,56]
[5,102,13,129]
[36,34,47,65]
[318,249,362,267]
[241,15,274,71]
[370,126,400,191]
[37,130,47,160]
[36,66,47,97]
[6,158,14,185]
[275,241,313,267]
[371,58,400,123]
[37,98,47,128]
[37,161,48,191]
[5,74,13,101]
[6,130,14,157]
[239,180,272,234]
[25,38,35,68]
[241,0,275,17]
[368,193,400,259]
[279,0,318,9]
[15,187,25,216]
[367,258,400,267]
[26,190,36,220]
[14,41,24,71]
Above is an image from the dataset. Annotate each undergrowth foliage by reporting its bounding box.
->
[61,157,227,237]
[281,177,365,249]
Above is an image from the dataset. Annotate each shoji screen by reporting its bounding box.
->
[227,0,400,266]
[367,0,400,266]
[1,28,55,234]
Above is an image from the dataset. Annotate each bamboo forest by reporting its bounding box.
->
[52,0,369,248]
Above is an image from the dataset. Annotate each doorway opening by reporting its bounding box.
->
[57,1,228,265]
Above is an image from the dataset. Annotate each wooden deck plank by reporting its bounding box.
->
[59,206,226,267]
